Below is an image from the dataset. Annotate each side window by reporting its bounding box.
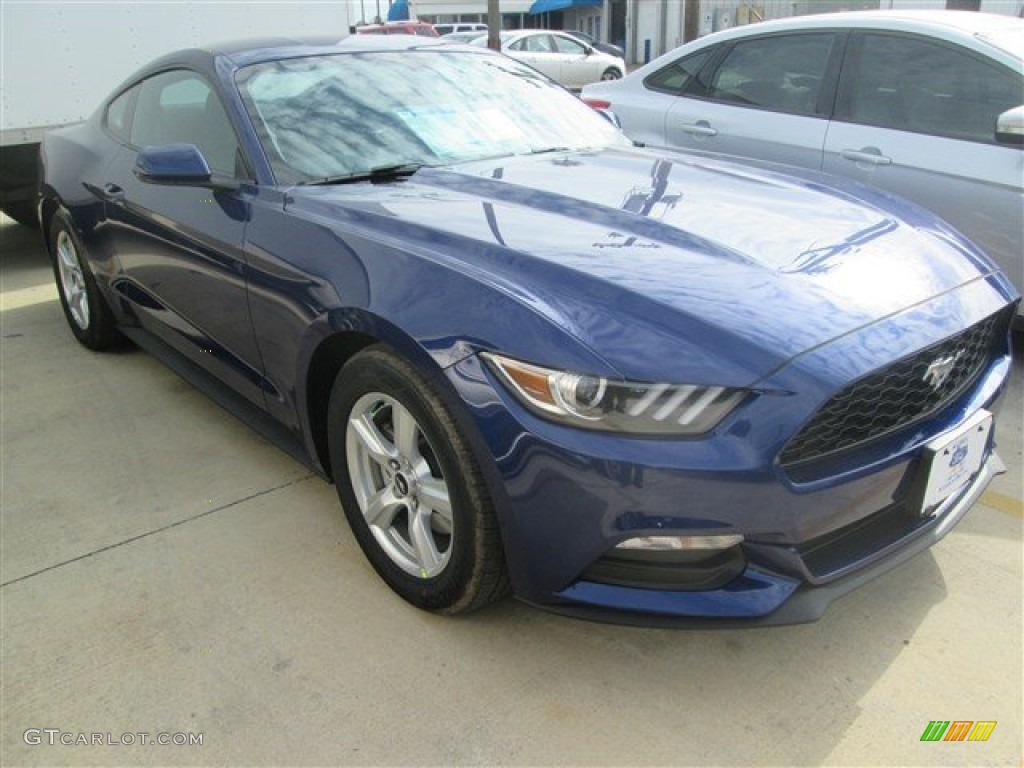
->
[553,35,586,55]
[709,33,834,116]
[130,70,241,177]
[525,35,554,53]
[508,38,527,52]
[104,86,137,143]
[840,33,1022,144]
[644,49,713,96]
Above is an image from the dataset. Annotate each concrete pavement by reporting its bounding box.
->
[2,213,1021,765]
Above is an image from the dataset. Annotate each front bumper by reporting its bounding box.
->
[546,451,1004,627]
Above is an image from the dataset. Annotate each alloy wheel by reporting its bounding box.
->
[56,230,90,330]
[345,392,454,578]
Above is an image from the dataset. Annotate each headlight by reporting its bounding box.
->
[481,352,750,435]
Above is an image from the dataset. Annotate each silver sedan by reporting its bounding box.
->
[582,11,1024,320]
[473,30,626,90]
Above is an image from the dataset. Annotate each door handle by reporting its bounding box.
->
[840,148,892,167]
[680,120,718,137]
[101,183,125,201]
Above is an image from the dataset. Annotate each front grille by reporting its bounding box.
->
[781,312,1003,469]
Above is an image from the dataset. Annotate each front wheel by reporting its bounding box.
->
[327,345,509,614]
[49,211,124,350]
[601,67,623,81]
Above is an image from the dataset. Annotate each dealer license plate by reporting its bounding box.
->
[921,409,992,514]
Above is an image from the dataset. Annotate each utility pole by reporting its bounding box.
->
[487,0,500,51]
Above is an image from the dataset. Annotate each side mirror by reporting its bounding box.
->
[134,143,240,189]
[135,144,212,184]
[995,105,1024,146]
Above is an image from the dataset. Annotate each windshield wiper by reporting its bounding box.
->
[302,163,426,186]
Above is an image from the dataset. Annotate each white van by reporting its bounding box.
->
[433,22,488,36]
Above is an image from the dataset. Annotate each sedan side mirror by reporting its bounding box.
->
[995,105,1024,146]
[135,143,240,189]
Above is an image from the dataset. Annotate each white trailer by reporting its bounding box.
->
[1,0,357,225]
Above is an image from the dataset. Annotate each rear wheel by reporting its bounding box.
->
[601,67,622,81]
[327,345,509,614]
[49,212,124,350]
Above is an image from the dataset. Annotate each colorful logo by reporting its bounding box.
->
[920,721,996,742]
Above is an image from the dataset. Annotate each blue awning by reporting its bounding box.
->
[387,0,410,21]
[529,0,601,14]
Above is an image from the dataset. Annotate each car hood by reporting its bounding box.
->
[288,146,1002,385]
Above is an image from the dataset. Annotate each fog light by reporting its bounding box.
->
[616,534,744,551]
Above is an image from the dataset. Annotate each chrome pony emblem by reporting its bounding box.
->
[923,351,963,391]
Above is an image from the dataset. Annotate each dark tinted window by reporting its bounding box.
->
[130,70,241,177]
[105,87,136,142]
[710,33,834,115]
[645,49,712,95]
[840,33,1022,144]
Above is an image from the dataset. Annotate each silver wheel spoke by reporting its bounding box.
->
[350,412,397,468]
[363,487,403,529]
[392,401,420,460]
[418,476,452,529]
[409,506,442,572]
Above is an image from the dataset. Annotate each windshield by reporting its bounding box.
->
[236,49,626,184]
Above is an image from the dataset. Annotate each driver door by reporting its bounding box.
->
[102,69,265,406]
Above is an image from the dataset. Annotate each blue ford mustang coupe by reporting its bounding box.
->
[40,36,1017,624]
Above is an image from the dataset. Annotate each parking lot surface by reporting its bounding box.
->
[2,213,1021,765]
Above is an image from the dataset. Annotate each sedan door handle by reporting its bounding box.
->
[680,121,718,137]
[101,183,125,201]
[840,148,892,167]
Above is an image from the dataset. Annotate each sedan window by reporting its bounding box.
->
[839,33,1022,145]
[709,33,835,116]
[130,70,241,177]
[552,35,587,55]
[644,49,713,96]
[521,34,555,53]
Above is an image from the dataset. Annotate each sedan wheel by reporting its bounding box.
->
[328,345,510,613]
[601,67,622,80]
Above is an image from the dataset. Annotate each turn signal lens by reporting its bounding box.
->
[481,353,750,435]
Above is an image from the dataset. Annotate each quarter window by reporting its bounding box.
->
[130,70,242,177]
[104,87,136,143]
[645,49,713,96]
[709,33,835,116]
[839,33,1022,144]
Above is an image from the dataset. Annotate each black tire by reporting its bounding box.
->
[600,67,622,81]
[3,201,39,228]
[49,211,125,350]
[327,345,510,614]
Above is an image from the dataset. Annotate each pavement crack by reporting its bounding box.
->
[1,475,316,588]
